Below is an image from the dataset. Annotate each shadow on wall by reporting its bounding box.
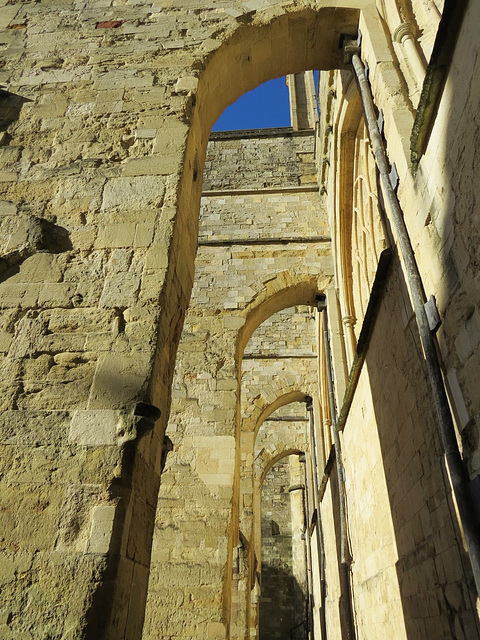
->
[366,264,480,639]
[0,88,72,276]
[0,89,32,133]
[349,3,480,638]
[434,0,480,478]
[259,563,306,640]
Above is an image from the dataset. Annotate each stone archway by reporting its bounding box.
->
[2,3,480,640]
[0,0,358,631]
[143,90,335,640]
[257,450,308,640]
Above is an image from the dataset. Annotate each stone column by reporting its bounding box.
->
[289,455,308,628]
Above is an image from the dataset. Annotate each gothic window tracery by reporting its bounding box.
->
[348,120,386,341]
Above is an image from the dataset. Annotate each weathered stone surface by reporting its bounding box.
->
[0,2,479,639]
[101,176,165,212]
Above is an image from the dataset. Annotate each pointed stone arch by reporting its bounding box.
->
[257,447,305,484]
[237,273,327,361]
[242,389,312,436]
[143,6,365,640]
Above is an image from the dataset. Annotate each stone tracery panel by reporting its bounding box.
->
[348,120,387,341]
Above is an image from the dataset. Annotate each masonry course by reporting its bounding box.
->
[0,1,479,639]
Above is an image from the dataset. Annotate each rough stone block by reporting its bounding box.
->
[86,504,116,554]
[174,75,198,94]
[69,409,122,446]
[101,175,165,211]
[122,154,181,177]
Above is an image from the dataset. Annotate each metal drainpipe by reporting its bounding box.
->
[306,397,328,640]
[350,51,480,595]
[301,454,315,639]
[321,307,356,640]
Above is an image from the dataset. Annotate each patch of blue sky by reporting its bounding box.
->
[212,76,290,132]
[212,71,320,132]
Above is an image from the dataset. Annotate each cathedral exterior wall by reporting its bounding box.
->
[0,1,479,638]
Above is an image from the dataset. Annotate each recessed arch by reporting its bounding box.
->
[155,5,362,402]
[258,448,305,484]
[332,74,363,293]
[237,274,327,361]
[255,447,309,640]
[244,390,311,436]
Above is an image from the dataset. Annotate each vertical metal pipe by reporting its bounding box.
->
[302,455,315,640]
[322,310,355,640]
[351,51,480,596]
[306,398,327,640]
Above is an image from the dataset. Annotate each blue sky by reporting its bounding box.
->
[212,76,291,131]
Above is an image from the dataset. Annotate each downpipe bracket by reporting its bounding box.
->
[343,39,361,64]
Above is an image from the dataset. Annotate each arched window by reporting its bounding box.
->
[349,120,387,340]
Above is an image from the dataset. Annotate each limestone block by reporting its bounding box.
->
[216,379,237,390]
[134,221,156,247]
[86,504,116,554]
[88,351,151,409]
[134,128,157,139]
[0,200,16,216]
[207,621,226,639]
[122,154,181,177]
[69,409,123,446]
[101,175,165,211]
[0,482,65,550]
[0,171,17,182]
[99,272,141,307]
[96,222,136,249]
[4,253,64,284]
[38,282,77,307]
[36,93,68,118]
[8,313,47,359]
[0,550,31,588]
[123,305,159,326]
[0,145,21,169]
[93,99,124,114]
[0,332,13,352]
[223,315,245,330]
[47,308,117,333]
[152,119,189,154]
[70,227,97,250]
[174,75,198,94]
[144,243,169,270]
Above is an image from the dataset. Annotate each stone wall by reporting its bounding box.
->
[203,130,316,191]
[242,306,317,422]
[260,457,303,640]
[1,2,480,639]
[342,265,479,639]
[143,129,330,639]
[254,404,308,480]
